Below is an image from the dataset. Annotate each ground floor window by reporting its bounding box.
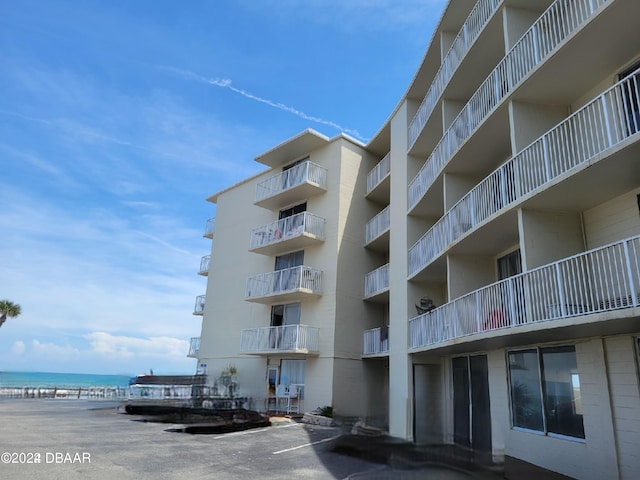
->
[507,345,584,439]
[280,359,305,398]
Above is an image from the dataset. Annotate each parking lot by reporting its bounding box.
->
[0,400,486,479]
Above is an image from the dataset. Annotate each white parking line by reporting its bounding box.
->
[212,427,270,439]
[211,421,300,439]
[272,434,341,455]
[274,422,300,429]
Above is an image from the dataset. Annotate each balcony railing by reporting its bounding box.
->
[193,295,206,315]
[249,212,325,252]
[255,161,328,206]
[245,266,323,301]
[203,217,215,238]
[365,206,391,245]
[187,337,200,358]
[408,0,608,211]
[365,263,390,299]
[410,235,640,350]
[409,65,640,276]
[409,0,502,147]
[363,326,389,356]
[366,152,391,194]
[198,255,211,276]
[240,325,320,354]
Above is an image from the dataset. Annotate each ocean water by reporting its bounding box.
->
[0,371,133,388]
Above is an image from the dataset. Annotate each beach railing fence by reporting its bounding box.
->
[0,386,128,399]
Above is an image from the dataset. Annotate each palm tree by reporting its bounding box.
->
[0,300,22,329]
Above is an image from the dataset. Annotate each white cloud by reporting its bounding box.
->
[0,186,204,338]
[31,339,81,357]
[86,332,188,359]
[160,66,365,140]
[1,62,266,187]
[0,335,193,375]
[12,341,25,355]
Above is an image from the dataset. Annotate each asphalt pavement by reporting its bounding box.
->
[0,399,495,480]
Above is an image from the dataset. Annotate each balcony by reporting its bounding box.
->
[409,0,503,148]
[365,205,390,252]
[410,235,640,351]
[366,152,390,203]
[187,337,200,358]
[364,263,390,303]
[193,295,206,315]
[254,161,328,210]
[409,67,640,278]
[363,326,389,357]
[240,325,320,355]
[198,255,211,276]
[409,0,608,212]
[203,217,215,239]
[249,212,326,256]
[245,266,323,304]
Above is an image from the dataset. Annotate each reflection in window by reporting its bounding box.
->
[508,346,584,439]
[275,250,304,271]
[508,350,544,431]
[620,64,640,135]
[541,347,585,438]
[280,359,305,398]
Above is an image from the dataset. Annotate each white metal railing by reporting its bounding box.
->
[363,326,390,355]
[188,337,200,357]
[193,295,206,315]
[0,387,128,399]
[409,65,640,276]
[245,266,323,299]
[365,206,391,245]
[409,0,502,147]
[240,325,320,353]
[203,217,215,237]
[366,152,391,194]
[128,385,195,400]
[255,161,328,203]
[365,263,390,298]
[408,0,608,211]
[410,235,640,350]
[249,212,326,250]
[199,255,211,275]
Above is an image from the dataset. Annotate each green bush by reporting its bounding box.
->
[318,405,333,418]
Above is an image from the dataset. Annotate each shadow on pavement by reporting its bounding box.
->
[324,431,505,479]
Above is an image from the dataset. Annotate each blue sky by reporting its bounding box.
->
[0,0,445,375]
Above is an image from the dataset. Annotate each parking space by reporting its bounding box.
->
[0,400,382,480]
[0,400,492,479]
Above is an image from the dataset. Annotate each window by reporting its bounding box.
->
[279,202,306,220]
[280,359,305,398]
[277,203,306,237]
[271,303,301,327]
[497,249,521,280]
[281,157,309,190]
[620,63,640,135]
[508,346,585,439]
[490,249,525,327]
[275,250,304,271]
[282,157,309,172]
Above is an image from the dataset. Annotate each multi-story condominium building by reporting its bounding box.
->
[193,132,384,421]
[191,0,640,478]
